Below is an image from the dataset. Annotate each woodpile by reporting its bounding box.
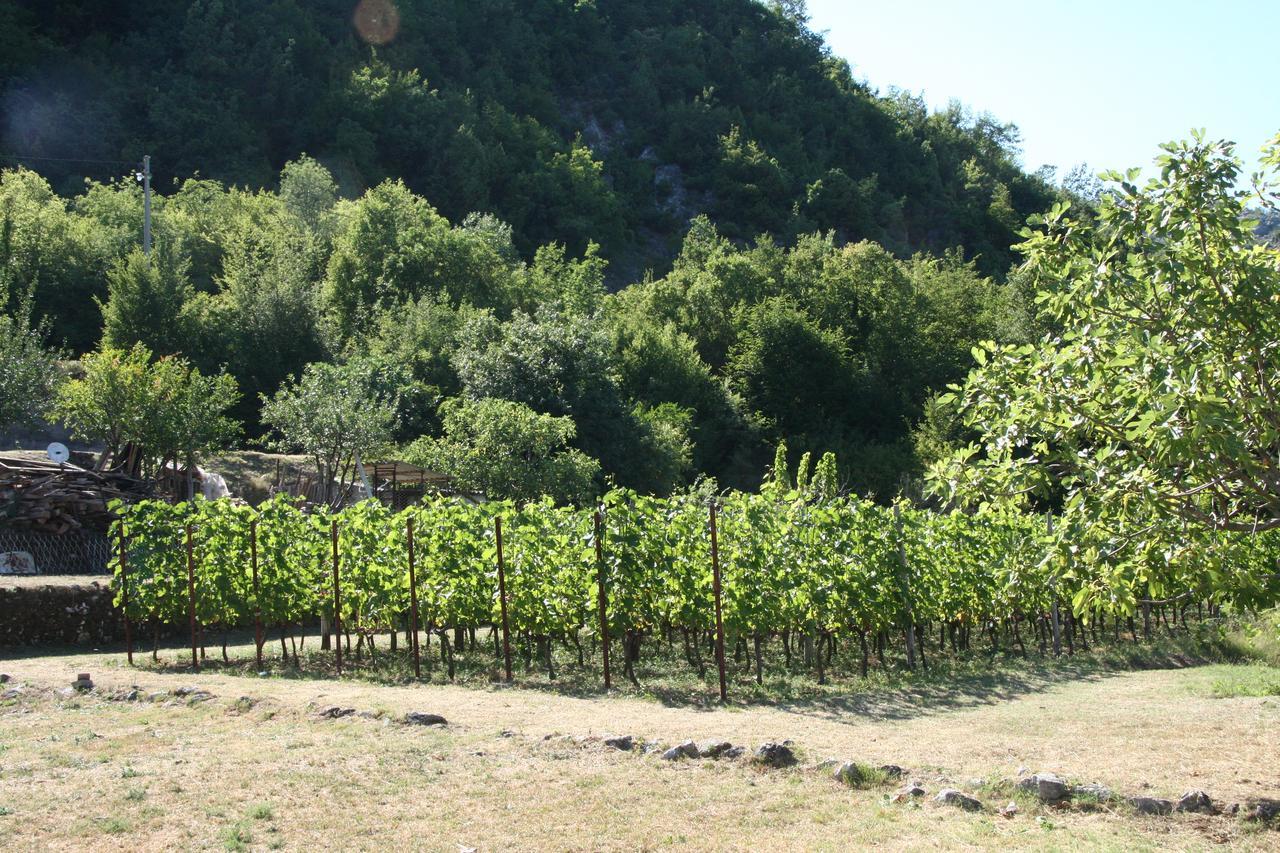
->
[0,455,151,535]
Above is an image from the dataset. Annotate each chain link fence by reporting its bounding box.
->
[0,528,111,575]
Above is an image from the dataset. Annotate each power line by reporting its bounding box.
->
[2,150,155,258]
[0,152,139,167]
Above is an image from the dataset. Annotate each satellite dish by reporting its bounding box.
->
[47,442,70,465]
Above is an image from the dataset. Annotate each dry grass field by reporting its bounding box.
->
[0,576,112,591]
[2,634,1279,851]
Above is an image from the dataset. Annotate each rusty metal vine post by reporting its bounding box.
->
[594,509,611,689]
[118,524,133,666]
[407,517,422,679]
[250,520,263,671]
[495,516,513,682]
[710,501,728,703]
[331,520,343,676]
[893,504,918,670]
[184,523,198,671]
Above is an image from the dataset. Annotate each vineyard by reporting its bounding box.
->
[108,490,1280,693]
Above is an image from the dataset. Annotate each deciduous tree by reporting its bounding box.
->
[260,357,399,507]
[404,397,601,505]
[931,133,1280,544]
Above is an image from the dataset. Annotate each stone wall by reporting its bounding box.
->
[0,578,123,646]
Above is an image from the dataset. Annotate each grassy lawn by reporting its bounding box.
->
[2,627,1278,851]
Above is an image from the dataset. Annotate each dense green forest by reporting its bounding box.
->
[1,0,1074,498]
[2,0,1057,278]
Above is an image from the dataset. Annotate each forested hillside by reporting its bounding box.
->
[3,0,1055,277]
[1,0,1064,499]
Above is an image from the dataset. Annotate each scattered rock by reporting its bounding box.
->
[1074,783,1114,803]
[404,712,447,727]
[0,673,9,683]
[1243,798,1280,823]
[834,762,865,786]
[317,706,356,719]
[146,691,168,703]
[641,742,666,756]
[1128,796,1174,816]
[1016,766,1031,777]
[661,741,699,761]
[1017,772,1071,803]
[814,758,842,772]
[357,711,382,720]
[721,746,746,760]
[754,742,797,769]
[878,764,905,779]
[1,687,22,700]
[603,735,634,751]
[171,686,215,703]
[500,730,516,738]
[698,741,733,759]
[72,673,93,691]
[934,789,983,812]
[892,784,927,803]
[1174,790,1215,815]
[1000,801,1019,819]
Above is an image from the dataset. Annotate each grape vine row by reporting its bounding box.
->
[108,489,1280,684]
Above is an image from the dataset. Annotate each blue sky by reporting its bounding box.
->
[806,0,1280,182]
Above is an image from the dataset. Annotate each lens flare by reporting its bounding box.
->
[353,0,400,46]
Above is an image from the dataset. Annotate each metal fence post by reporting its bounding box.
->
[407,517,421,679]
[250,520,263,671]
[119,524,133,665]
[710,501,727,703]
[184,523,198,671]
[495,516,513,683]
[594,509,611,690]
[331,520,343,676]
[894,504,918,670]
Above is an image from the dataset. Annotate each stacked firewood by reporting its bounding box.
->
[0,455,151,534]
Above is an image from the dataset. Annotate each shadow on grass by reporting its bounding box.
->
[3,623,1248,724]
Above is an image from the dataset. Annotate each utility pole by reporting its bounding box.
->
[140,155,152,257]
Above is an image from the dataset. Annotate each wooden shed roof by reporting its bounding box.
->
[361,460,452,486]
